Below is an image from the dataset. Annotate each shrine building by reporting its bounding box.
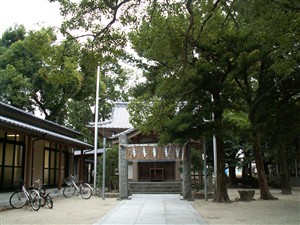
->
[89,102,192,199]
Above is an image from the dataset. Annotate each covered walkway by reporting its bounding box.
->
[94,194,208,225]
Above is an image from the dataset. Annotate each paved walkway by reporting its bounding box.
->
[94,194,208,225]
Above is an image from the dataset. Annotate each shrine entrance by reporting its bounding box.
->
[118,134,192,200]
[138,162,175,182]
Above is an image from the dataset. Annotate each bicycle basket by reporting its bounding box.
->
[64,177,74,186]
[64,176,78,186]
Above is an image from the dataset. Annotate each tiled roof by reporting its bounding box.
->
[110,127,136,139]
[74,148,104,155]
[0,115,92,148]
[0,101,81,136]
[90,102,133,129]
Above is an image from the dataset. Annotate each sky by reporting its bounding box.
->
[0,0,62,36]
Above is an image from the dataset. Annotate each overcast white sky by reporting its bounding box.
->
[0,0,62,35]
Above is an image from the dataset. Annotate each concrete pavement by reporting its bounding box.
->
[94,194,208,225]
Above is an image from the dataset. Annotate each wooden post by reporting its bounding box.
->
[25,136,32,186]
[58,144,62,190]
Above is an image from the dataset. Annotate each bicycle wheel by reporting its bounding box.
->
[63,185,76,198]
[40,194,46,207]
[39,188,47,206]
[9,191,27,209]
[30,189,41,211]
[45,194,53,209]
[80,183,92,199]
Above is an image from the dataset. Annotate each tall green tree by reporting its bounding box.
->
[0,65,32,108]
[223,110,252,186]
[48,0,132,132]
[0,23,130,143]
[65,40,130,142]
[232,0,300,197]
[49,0,300,202]
[0,26,83,123]
[128,0,238,202]
[0,24,26,48]
[51,0,244,202]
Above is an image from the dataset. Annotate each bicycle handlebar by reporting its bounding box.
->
[68,175,83,184]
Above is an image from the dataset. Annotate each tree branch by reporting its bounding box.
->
[182,0,194,74]
[200,0,222,33]
[93,0,131,40]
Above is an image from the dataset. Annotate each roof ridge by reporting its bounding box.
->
[0,101,81,135]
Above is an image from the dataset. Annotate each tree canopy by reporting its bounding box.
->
[1,0,299,201]
[0,24,130,141]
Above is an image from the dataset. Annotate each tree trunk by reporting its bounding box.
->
[228,166,237,185]
[252,131,277,200]
[213,134,230,202]
[279,141,292,194]
[263,160,270,175]
[212,92,230,202]
[242,164,251,177]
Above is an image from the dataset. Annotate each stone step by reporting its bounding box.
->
[129,182,182,194]
[129,185,182,189]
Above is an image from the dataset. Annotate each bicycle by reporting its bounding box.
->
[33,179,53,209]
[63,175,92,199]
[9,179,41,211]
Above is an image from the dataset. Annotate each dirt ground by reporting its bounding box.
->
[0,188,299,225]
[192,187,300,225]
[0,196,119,225]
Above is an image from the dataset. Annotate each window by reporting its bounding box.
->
[43,143,67,186]
[44,147,58,186]
[0,130,5,138]
[0,132,25,191]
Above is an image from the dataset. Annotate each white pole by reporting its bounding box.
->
[102,137,106,200]
[211,94,217,191]
[295,159,298,178]
[203,137,207,201]
[93,66,100,195]
[213,135,217,189]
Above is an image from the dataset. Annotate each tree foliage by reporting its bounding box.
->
[128,0,299,199]
[0,26,83,122]
[0,23,130,141]
[1,0,299,201]
[46,0,300,201]
[98,146,119,191]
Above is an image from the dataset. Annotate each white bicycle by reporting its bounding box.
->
[63,175,92,199]
[9,179,41,211]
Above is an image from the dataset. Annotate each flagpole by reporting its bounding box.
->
[102,137,106,200]
[93,65,100,195]
[211,94,217,192]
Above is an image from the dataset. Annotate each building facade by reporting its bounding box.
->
[0,102,92,192]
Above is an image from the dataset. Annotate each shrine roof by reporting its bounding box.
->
[89,102,133,130]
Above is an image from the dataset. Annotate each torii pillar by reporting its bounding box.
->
[182,143,193,200]
[119,134,129,199]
